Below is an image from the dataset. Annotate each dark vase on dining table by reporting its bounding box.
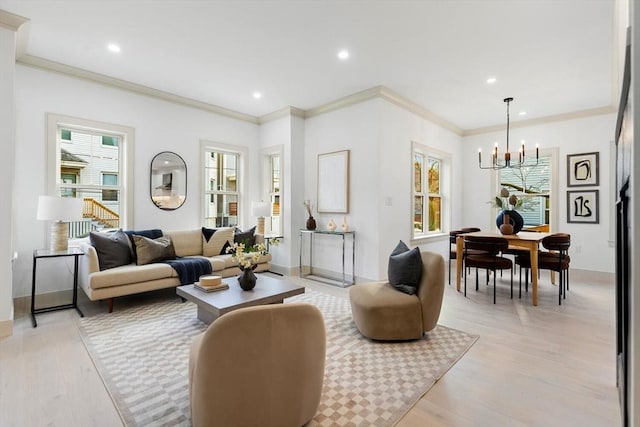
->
[496,209,524,234]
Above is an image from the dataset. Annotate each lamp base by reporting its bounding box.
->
[50,221,69,252]
[256,217,265,235]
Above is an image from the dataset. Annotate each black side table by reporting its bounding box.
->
[31,248,85,327]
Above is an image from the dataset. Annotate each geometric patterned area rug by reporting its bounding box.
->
[78,288,478,427]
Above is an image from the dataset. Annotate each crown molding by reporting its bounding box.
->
[258,106,305,124]
[462,105,617,136]
[378,87,463,135]
[16,54,259,124]
[304,86,383,118]
[303,85,464,135]
[13,53,617,134]
[0,10,28,31]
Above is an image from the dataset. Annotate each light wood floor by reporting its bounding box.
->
[0,269,621,426]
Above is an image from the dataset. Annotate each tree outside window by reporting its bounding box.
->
[413,142,449,239]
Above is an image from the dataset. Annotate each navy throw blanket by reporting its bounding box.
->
[163,257,213,286]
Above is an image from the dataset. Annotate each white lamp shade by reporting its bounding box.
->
[251,201,271,218]
[37,195,84,221]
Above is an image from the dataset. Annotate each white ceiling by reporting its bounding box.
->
[0,0,617,130]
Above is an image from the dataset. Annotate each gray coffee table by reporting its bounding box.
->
[176,274,305,324]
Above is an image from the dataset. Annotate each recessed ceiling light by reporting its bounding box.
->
[486,77,497,84]
[338,49,350,60]
[519,111,527,116]
[107,43,121,53]
[252,92,262,99]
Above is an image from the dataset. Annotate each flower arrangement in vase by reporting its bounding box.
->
[226,242,268,290]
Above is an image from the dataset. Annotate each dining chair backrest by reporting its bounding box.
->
[464,236,509,256]
[541,233,571,253]
[460,227,481,233]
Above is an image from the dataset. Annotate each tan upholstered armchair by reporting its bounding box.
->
[349,250,445,341]
[189,303,326,427]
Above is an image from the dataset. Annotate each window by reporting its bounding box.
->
[203,145,242,228]
[101,136,119,147]
[497,154,551,229]
[47,114,134,237]
[412,142,450,239]
[101,173,118,202]
[268,153,281,234]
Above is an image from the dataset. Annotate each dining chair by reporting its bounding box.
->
[449,227,482,285]
[515,233,571,305]
[463,236,512,304]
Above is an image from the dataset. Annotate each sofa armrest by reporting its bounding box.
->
[78,242,100,290]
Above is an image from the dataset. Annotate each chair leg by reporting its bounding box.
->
[493,269,497,304]
[558,270,562,306]
[475,267,479,291]
[510,268,513,299]
[448,258,451,285]
[464,264,467,297]
[518,266,522,299]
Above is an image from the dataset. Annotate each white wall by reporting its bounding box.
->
[378,101,463,278]
[12,65,259,297]
[462,113,616,273]
[304,100,382,282]
[0,26,17,331]
[304,99,463,281]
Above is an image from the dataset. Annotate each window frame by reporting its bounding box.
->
[261,145,284,236]
[491,147,559,232]
[411,141,450,242]
[46,113,134,231]
[201,140,248,228]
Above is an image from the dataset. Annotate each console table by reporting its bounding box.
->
[31,248,84,327]
[299,229,355,287]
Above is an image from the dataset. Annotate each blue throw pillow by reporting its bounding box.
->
[388,240,422,295]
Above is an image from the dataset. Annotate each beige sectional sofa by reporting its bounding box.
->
[78,228,271,312]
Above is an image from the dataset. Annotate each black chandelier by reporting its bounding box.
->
[478,97,539,170]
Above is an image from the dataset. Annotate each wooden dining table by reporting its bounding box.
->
[455,231,553,306]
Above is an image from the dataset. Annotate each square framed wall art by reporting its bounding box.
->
[567,151,599,187]
[567,190,599,224]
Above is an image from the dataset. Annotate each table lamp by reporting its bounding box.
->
[37,195,84,251]
[251,201,271,235]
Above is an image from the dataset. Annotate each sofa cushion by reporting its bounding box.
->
[133,235,177,265]
[388,240,422,295]
[164,229,203,257]
[89,229,133,270]
[202,227,235,257]
[89,263,176,289]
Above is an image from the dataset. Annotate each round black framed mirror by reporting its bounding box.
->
[150,151,187,210]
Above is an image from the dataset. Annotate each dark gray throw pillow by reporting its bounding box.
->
[124,228,163,262]
[234,226,256,247]
[388,241,422,295]
[90,229,133,270]
[132,235,176,265]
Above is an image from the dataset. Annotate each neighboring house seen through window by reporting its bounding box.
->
[46,114,133,237]
[203,146,241,228]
